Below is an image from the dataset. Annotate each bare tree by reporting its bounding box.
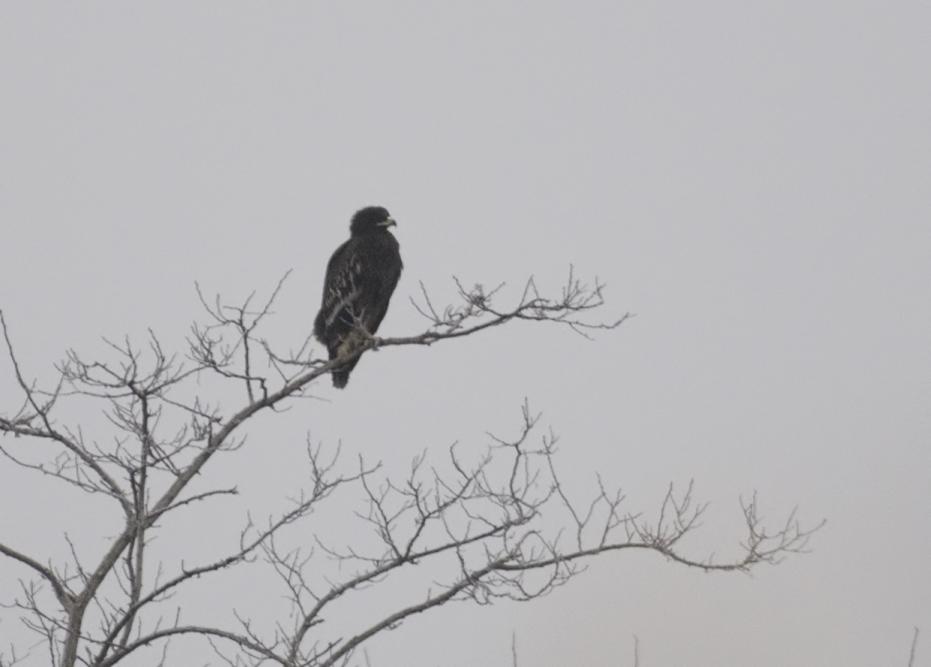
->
[0,270,819,666]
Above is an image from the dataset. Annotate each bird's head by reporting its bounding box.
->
[350,206,397,236]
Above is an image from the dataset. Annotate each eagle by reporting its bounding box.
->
[313,206,403,388]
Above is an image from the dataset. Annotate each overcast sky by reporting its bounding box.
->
[1,2,928,666]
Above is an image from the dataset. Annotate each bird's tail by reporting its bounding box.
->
[331,369,350,389]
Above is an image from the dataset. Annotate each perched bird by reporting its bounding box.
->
[313,206,403,388]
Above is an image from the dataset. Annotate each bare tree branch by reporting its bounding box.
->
[908,627,920,667]
[0,271,818,667]
[0,544,73,610]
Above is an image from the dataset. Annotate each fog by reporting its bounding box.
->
[1,3,928,665]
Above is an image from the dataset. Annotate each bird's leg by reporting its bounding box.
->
[337,331,360,360]
[355,325,381,351]
[346,311,380,351]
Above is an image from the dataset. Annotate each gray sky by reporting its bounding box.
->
[1,2,928,665]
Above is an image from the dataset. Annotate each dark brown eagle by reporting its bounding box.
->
[313,206,403,388]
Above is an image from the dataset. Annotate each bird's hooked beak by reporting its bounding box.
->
[378,217,397,228]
